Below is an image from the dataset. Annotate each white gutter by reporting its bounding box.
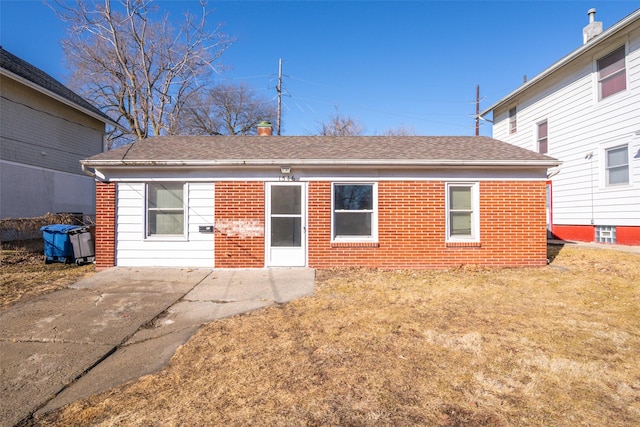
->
[81,158,561,168]
[0,68,121,129]
[480,8,640,116]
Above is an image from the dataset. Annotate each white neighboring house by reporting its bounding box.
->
[480,8,640,246]
[0,47,116,223]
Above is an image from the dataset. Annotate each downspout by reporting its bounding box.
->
[80,162,95,178]
[585,152,595,225]
[80,162,108,182]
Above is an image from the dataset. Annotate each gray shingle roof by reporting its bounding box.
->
[0,46,114,124]
[83,135,560,167]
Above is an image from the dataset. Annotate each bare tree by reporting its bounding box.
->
[381,125,416,136]
[318,108,364,136]
[178,82,277,135]
[49,0,233,147]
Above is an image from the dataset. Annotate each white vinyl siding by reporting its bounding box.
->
[116,182,215,267]
[491,29,640,228]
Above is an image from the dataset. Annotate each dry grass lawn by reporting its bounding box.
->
[25,245,640,426]
[1,239,94,308]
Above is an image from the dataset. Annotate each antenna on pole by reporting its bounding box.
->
[276,58,283,135]
[475,84,480,136]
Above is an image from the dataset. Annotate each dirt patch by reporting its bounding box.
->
[33,245,640,426]
[1,239,95,309]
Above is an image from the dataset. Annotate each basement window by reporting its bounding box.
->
[596,226,616,244]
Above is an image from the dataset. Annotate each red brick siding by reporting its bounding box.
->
[478,181,547,267]
[308,180,547,268]
[95,181,116,270]
[214,182,265,268]
[95,179,549,269]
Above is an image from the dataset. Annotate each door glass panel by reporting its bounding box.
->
[271,186,301,214]
[271,217,301,247]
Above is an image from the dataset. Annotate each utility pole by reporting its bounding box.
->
[276,58,283,135]
[475,84,480,136]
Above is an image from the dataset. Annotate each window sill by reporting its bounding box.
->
[331,241,380,248]
[602,183,631,190]
[445,241,481,248]
[144,235,188,242]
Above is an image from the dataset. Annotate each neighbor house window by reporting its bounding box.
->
[509,107,517,134]
[446,183,479,241]
[598,46,626,100]
[537,120,548,154]
[332,183,377,240]
[605,145,629,186]
[146,182,185,237]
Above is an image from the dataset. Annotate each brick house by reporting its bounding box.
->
[81,129,559,270]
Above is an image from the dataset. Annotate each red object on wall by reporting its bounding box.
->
[547,224,640,245]
[551,225,595,242]
[616,226,640,245]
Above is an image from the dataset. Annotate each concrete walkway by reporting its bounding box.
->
[0,267,315,427]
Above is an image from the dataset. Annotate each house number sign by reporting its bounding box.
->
[278,175,296,181]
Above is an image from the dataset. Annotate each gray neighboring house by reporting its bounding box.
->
[0,47,116,222]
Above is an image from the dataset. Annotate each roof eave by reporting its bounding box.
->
[81,158,561,168]
[480,8,640,116]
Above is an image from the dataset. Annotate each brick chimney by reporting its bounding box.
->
[257,121,272,136]
[583,8,603,44]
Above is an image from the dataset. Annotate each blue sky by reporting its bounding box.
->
[1,1,638,136]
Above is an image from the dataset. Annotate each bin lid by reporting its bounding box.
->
[40,224,82,233]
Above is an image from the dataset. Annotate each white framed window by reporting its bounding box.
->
[598,45,626,100]
[446,182,479,242]
[509,107,517,134]
[332,183,377,241]
[605,145,629,186]
[537,120,548,154]
[146,182,186,238]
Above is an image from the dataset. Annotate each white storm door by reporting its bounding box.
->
[266,182,306,267]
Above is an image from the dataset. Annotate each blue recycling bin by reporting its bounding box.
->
[40,224,81,264]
